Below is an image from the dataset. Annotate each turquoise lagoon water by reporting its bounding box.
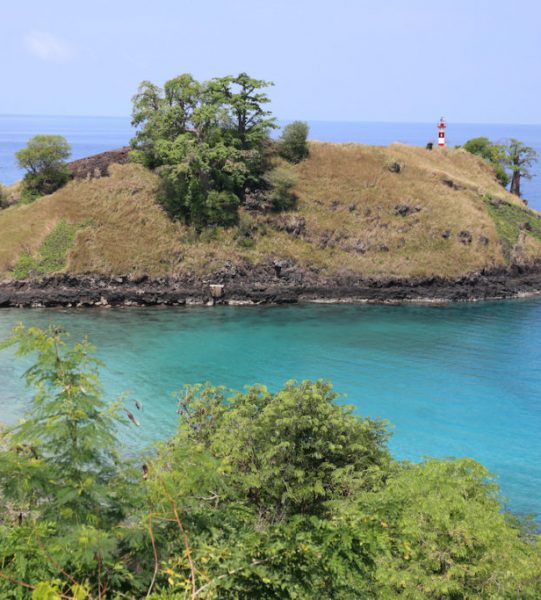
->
[0,300,540,518]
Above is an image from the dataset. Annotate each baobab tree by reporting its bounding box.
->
[504,138,538,197]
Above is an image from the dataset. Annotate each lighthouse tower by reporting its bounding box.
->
[437,117,446,148]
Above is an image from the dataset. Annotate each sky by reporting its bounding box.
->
[1,0,540,124]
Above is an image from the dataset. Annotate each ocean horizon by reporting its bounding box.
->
[1,114,540,209]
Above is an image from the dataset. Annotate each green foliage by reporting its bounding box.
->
[463,136,510,187]
[483,196,541,260]
[12,220,86,279]
[0,325,139,598]
[266,166,298,211]
[463,137,539,196]
[174,381,390,520]
[363,459,541,598]
[131,72,277,228]
[15,135,71,200]
[1,328,540,598]
[0,325,128,523]
[205,190,240,226]
[279,121,310,163]
[503,138,538,197]
[0,184,8,209]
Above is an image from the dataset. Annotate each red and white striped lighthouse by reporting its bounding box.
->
[437,116,446,147]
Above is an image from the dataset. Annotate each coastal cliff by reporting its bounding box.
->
[1,142,541,306]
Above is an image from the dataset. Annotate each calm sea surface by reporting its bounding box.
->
[0,116,540,518]
[1,115,540,209]
[0,301,540,518]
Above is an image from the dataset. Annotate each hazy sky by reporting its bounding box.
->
[1,0,540,123]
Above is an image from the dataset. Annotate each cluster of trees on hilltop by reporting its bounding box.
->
[129,73,309,228]
[462,137,538,198]
[0,325,539,599]
[9,73,310,223]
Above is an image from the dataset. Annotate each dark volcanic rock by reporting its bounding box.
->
[68,147,131,179]
[1,261,541,308]
[269,215,306,236]
[394,204,422,217]
[458,230,473,245]
[478,235,490,246]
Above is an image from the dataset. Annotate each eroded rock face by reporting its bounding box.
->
[458,230,473,245]
[269,215,306,236]
[68,147,131,179]
[1,261,541,308]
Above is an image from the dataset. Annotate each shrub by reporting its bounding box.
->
[267,166,298,211]
[205,190,240,227]
[279,120,310,163]
[0,184,8,209]
[15,134,71,200]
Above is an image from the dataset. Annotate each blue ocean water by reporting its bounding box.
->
[1,115,540,209]
[0,301,540,518]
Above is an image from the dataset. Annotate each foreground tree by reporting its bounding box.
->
[15,135,71,201]
[0,325,139,597]
[503,138,538,197]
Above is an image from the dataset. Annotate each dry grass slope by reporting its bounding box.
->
[0,142,540,280]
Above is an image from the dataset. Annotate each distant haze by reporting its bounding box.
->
[1,0,540,124]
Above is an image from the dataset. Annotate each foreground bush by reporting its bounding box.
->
[0,326,539,598]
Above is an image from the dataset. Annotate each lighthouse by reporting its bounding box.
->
[437,117,446,148]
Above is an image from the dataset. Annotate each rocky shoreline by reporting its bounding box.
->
[1,260,541,308]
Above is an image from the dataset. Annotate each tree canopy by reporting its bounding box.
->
[130,73,280,228]
[279,121,310,163]
[462,136,510,187]
[15,135,71,200]
[463,136,538,197]
[504,138,538,197]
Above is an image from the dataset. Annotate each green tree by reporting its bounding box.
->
[143,380,389,597]
[463,136,509,187]
[0,324,127,524]
[15,135,71,200]
[503,138,538,197]
[131,73,277,227]
[0,325,139,598]
[204,73,276,149]
[362,459,541,599]
[279,121,310,163]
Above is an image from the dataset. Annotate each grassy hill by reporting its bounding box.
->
[1,142,541,282]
